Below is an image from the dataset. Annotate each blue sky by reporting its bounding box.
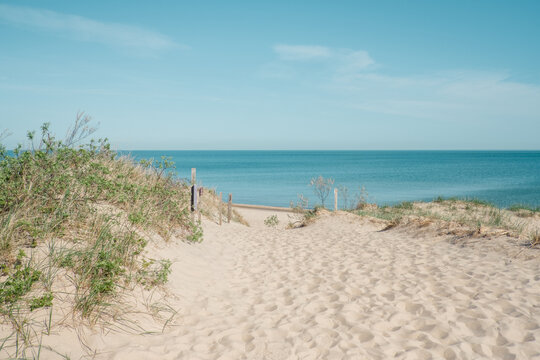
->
[1,0,539,150]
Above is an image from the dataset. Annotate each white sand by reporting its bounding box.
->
[2,208,540,359]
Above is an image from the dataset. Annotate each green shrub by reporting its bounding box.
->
[137,259,172,287]
[0,252,41,307]
[29,292,53,311]
[264,215,279,228]
[186,221,203,243]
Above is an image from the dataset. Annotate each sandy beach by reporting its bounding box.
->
[3,2,540,358]
[6,205,537,359]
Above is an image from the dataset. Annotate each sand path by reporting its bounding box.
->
[10,208,539,359]
[74,208,539,360]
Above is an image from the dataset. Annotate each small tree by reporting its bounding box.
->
[309,175,334,208]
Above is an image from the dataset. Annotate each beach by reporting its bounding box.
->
[8,205,539,359]
[3,1,540,358]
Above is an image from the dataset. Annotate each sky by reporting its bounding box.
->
[0,0,539,150]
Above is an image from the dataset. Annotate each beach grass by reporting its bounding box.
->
[352,197,540,243]
[0,119,204,355]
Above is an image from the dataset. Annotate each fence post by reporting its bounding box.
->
[334,188,338,211]
[191,168,196,185]
[219,192,223,225]
[191,184,198,222]
[191,184,198,212]
[197,187,202,222]
[227,193,232,223]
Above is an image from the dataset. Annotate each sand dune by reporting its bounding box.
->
[3,208,540,359]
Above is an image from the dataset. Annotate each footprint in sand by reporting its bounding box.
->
[405,302,425,315]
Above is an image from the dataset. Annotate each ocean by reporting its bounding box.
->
[121,151,540,209]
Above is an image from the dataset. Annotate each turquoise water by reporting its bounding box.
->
[122,151,540,208]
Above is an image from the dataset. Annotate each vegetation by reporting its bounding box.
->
[0,115,203,357]
[264,215,279,228]
[337,184,370,210]
[354,197,540,245]
[295,182,539,246]
[531,231,540,247]
[287,194,321,228]
[309,176,334,208]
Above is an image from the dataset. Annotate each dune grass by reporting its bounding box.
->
[354,197,540,245]
[0,118,203,357]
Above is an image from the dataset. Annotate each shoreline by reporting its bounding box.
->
[232,203,294,212]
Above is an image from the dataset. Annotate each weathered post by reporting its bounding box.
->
[197,187,202,222]
[227,193,232,223]
[219,192,223,225]
[190,169,198,222]
[191,184,198,212]
[191,184,198,222]
[191,168,196,185]
[334,188,338,211]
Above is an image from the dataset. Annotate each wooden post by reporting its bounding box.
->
[219,192,223,225]
[197,187,202,222]
[334,188,338,211]
[191,184,198,212]
[191,184,198,222]
[191,168,196,185]
[227,193,232,223]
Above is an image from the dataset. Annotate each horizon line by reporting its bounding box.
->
[115,149,540,152]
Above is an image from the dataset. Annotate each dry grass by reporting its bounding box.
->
[198,189,249,226]
[531,231,540,247]
[354,198,540,241]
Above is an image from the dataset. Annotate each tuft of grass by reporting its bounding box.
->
[393,201,413,210]
[465,198,494,207]
[380,217,402,231]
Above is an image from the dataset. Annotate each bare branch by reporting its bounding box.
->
[0,129,12,143]
[64,112,98,148]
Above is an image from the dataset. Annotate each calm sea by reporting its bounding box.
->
[121,151,540,209]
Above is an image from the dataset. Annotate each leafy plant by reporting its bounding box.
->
[29,292,53,311]
[264,215,279,228]
[137,259,172,287]
[186,221,203,243]
[0,252,41,306]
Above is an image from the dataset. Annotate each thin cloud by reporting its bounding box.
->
[0,4,179,52]
[274,44,332,60]
[337,71,540,121]
[272,44,375,76]
[336,50,375,73]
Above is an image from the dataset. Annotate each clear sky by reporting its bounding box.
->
[1,0,539,150]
